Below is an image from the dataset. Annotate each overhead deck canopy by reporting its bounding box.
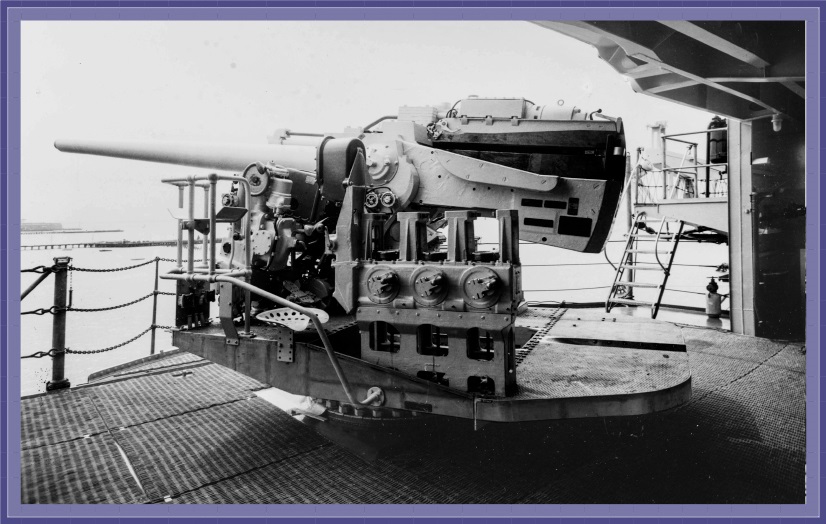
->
[537,20,807,340]
[534,21,805,121]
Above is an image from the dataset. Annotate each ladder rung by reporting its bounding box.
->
[609,297,654,306]
[620,264,663,271]
[614,281,661,288]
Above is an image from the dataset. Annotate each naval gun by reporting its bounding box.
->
[56,97,691,423]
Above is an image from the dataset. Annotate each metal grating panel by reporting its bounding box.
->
[21,433,145,504]
[88,363,266,429]
[19,312,806,505]
[112,397,330,501]
[171,444,442,504]
[21,388,107,450]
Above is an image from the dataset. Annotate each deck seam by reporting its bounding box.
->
[88,389,268,432]
[21,371,265,451]
[76,360,213,389]
[149,442,333,504]
[86,390,151,503]
[686,345,805,374]
[677,342,791,410]
[22,430,109,451]
[108,358,207,379]
[87,348,186,381]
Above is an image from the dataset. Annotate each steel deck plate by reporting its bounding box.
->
[513,309,690,400]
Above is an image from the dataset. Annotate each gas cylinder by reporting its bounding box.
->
[707,116,727,164]
[706,277,722,319]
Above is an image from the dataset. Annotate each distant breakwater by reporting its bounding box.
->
[21,229,124,235]
[21,239,196,251]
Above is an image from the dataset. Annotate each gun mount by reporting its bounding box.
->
[56,97,691,424]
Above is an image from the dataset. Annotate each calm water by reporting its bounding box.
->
[19,228,728,396]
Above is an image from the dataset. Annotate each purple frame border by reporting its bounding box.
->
[0,1,821,521]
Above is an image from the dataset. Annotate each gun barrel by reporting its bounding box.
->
[54,139,318,173]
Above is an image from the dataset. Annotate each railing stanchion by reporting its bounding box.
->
[47,257,71,392]
[201,185,210,269]
[187,180,196,274]
[176,185,184,270]
[150,257,159,355]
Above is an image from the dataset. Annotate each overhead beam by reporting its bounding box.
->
[707,76,805,83]
[658,21,771,69]
[781,81,806,98]
[631,53,774,112]
[646,80,701,94]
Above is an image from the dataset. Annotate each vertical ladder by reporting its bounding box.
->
[606,214,685,318]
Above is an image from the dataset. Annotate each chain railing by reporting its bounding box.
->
[20,256,185,391]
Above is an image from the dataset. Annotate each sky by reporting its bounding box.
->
[20,20,715,238]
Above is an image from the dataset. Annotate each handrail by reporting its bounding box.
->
[216,276,362,404]
[21,271,52,300]
[662,128,727,138]
[654,217,669,272]
[162,173,254,334]
[159,271,367,406]
[662,163,727,171]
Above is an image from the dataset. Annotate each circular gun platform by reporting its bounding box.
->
[475,307,692,422]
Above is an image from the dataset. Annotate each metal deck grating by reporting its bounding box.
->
[20,388,107,450]
[20,309,806,504]
[170,444,443,504]
[112,397,333,501]
[21,433,145,504]
[86,363,266,429]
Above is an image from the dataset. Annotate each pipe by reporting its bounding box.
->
[662,128,728,138]
[200,186,209,269]
[176,186,184,269]
[218,276,358,403]
[361,389,381,405]
[208,175,217,276]
[160,271,362,405]
[163,174,252,272]
[187,180,195,274]
[21,271,52,300]
[364,115,397,131]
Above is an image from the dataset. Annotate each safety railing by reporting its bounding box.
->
[474,240,729,308]
[157,171,379,407]
[20,256,187,391]
[636,128,729,205]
